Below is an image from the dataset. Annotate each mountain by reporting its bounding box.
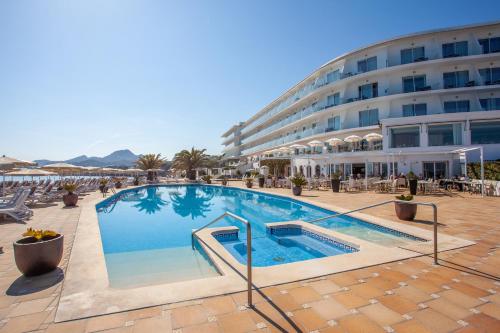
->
[34,149,140,167]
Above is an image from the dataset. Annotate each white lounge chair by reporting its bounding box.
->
[0,189,33,221]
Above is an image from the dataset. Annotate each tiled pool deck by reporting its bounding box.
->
[0,184,499,332]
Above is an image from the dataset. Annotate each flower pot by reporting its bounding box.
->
[62,193,78,207]
[246,182,253,188]
[115,182,122,189]
[409,179,418,195]
[221,180,228,186]
[292,186,302,196]
[258,178,265,188]
[133,180,139,186]
[331,179,340,192]
[14,234,64,276]
[206,180,211,184]
[99,185,106,193]
[394,201,417,221]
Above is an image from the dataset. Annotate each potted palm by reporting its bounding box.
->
[172,148,208,181]
[407,171,418,195]
[394,194,417,221]
[62,183,78,207]
[99,178,108,194]
[330,171,341,192]
[136,153,166,181]
[290,174,307,196]
[245,178,253,188]
[14,228,63,276]
[202,175,212,184]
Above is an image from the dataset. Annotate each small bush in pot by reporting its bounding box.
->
[99,178,108,194]
[407,171,418,195]
[220,175,228,186]
[14,228,64,276]
[62,183,78,207]
[114,177,123,189]
[201,175,212,184]
[330,171,341,192]
[394,194,417,221]
[290,174,307,196]
[245,178,253,188]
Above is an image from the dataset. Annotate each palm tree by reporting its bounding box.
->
[136,154,165,181]
[172,148,208,180]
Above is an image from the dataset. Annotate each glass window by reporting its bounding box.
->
[402,75,426,92]
[479,98,500,111]
[357,56,377,73]
[424,162,448,180]
[390,126,420,148]
[443,70,469,88]
[400,46,425,64]
[428,124,462,146]
[327,93,340,107]
[326,70,340,83]
[444,100,470,113]
[478,67,500,85]
[358,83,378,99]
[402,103,427,117]
[479,37,500,54]
[471,121,500,144]
[358,109,379,127]
[326,116,340,131]
[442,41,468,58]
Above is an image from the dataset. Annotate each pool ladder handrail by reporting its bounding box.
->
[191,211,253,306]
[309,200,439,264]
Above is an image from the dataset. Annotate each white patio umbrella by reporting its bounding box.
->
[289,144,308,150]
[0,156,37,193]
[325,138,343,146]
[5,168,56,182]
[307,140,324,147]
[343,135,362,143]
[41,163,82,179]
[363,132,383,142]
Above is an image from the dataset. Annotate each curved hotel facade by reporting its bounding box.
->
[222,22,500,179]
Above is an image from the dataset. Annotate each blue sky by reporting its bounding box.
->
[1,0,499,161]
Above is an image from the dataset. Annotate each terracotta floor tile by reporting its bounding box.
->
[378,294,418,314]
[0,311,49,333]
[125,306,162,321]
[309,279,341,295]
[85,312,127,332]
[319,326,346,333]
[45,319,87,333]
[338,314,385,333]
[412,308,461,333]
[132,316,172,333]
[269,293,301,312]
[408,278,442,294]
[378,269,409,283]
[329,273,359,287]
[292,308,328,332]
[181,322,220,333]
[202,295,237,316]
[332,292,370,309]
[6,297,54,317]
[288,286,322,304]
[465,313,500,333]
[357,303,403,326]
[477,302,500,320]
[439,289,484,308]
[453,326,483,333]
[451,282,491,298]
[309,299,350,320]
[392,319,433,333]
[171,304,208,328]
[218,311,256,333]
[349,283,385,299]
[394,285,432,303]
[365,277,399,290]
[426,297,471,320]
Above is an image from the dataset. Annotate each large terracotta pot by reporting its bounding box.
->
[13,235,64,276]
[115,182,122,189]
[395,202,417,221]
[292,186,302,196]
[221,179,228,186]
[246,181,253,188]
[62,193,78,207]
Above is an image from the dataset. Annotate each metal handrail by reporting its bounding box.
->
[191,211,253,306]
[309,200,439,264]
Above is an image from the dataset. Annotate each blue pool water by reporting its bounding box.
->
[96,185,421,288]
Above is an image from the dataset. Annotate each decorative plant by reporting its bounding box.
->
[136,153,166,181]
[133,176,140,186]
[23,228,59,242]
[99,178,109,186]
[201,175,212,184]
[172,148,208,180]
[63,183,77,194]
[395,194,414,201]
[245,178,253,187]
[290,174,307,187]
[330,171,341,180]
[407,171,417,180]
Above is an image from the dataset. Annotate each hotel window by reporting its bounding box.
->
[478,37,500,54]
[327,116,340,131]
[471,121,500,144]
[358,109,379,127]
[357,56,377,73]
[400,46,426,64]
[358,82,378,99]
[326,70,340,83]
[443,70,469,88]
[390,126,420,148]
[402,75,427,93]
[402,103,427,117]
[480,98,500,111]
[428,123,462,146]
[444,100,470,113]
[442,41,468,58]
[327,93,340,107]
[478,67,500,85]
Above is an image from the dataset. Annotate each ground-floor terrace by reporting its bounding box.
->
[0,184,499,333]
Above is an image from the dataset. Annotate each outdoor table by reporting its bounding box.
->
[418,180,433,194]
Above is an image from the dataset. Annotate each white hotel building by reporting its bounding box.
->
[222,22,500,180]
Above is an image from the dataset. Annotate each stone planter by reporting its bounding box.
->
[394,201,417,221]
[246,181,253,188]
[409,179,418,195]
[292,186,302,196]
[13,234,64,276]
[331,179,340,192]
[62,193,78,207]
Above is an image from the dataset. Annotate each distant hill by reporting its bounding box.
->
[34,149,140,167]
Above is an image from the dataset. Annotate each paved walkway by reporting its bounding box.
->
[0,186,499,333]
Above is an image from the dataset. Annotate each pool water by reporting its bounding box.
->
[96,185,420,288]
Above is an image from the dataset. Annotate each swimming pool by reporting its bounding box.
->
[96,185,421,288]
